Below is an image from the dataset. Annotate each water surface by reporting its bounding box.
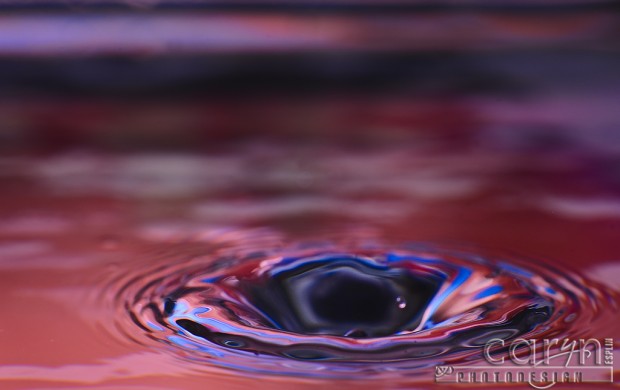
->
[0,140,619,388]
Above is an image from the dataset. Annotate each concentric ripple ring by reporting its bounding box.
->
[104,235,617,378]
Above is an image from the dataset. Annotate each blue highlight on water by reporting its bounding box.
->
[124,243,585,378]
[474,285,503,299]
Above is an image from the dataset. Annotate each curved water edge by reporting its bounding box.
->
[100,232,617,379]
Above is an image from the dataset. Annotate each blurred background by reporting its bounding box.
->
[0,0,618,154]
[1,0,620,281]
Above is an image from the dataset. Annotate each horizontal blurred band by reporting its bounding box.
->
[0,0,617,12]
[0,11,617,56]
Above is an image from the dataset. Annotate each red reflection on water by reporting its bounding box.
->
[0,4,619,388]
[0,142,618,388]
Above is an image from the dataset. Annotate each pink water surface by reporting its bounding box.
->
[0,133,619,388]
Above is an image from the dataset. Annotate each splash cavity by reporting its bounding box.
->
[109,238,613,378]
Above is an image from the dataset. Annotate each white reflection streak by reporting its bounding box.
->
[541,197,620,219]
[587,262,620,290]
[193,197,414,221]
[0,352,196,383]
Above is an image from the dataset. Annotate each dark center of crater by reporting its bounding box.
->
[245,256,441,338]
